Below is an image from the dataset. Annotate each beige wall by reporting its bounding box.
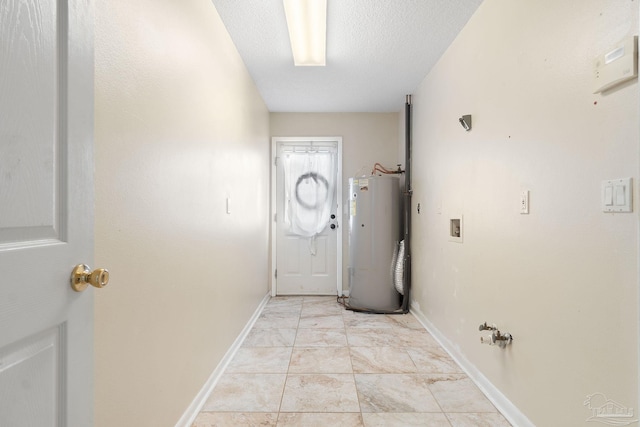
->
[270,113,400,289]
[94,1,270,425]
[409,0,639,425]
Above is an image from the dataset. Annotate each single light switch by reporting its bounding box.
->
[604,186,614,205]
[520,190,530,214]
[615,185,626,205]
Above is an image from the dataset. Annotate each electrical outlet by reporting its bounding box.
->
[520,190,529,214]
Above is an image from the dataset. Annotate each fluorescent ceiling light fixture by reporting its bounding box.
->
[283,0,327,66]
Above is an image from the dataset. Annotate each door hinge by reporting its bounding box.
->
[274,213,277,222]
[275,269,277,279]
[274,156,278,166]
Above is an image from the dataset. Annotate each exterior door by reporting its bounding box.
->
[0,1,95,426]
[272,138,342,295]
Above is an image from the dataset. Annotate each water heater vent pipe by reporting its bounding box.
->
[402,94,412,313]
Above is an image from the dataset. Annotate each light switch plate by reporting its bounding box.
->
[602,178,632,212]
[520,190,530,214]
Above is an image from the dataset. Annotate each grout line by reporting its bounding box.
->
[342,299,364,418]
[275,296,302,422]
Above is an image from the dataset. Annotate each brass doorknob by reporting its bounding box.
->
[70,264,109,292]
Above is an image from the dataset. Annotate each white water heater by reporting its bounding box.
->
[348,175,402,311]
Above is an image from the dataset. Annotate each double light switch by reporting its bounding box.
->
[602,178,632,213]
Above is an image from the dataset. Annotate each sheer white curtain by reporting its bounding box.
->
[283,148,337,240]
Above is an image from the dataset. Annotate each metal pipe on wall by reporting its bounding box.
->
[402,94,412,313]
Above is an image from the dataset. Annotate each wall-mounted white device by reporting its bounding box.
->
[593,36,638,94]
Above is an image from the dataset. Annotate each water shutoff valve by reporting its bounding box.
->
[478,323,513,348]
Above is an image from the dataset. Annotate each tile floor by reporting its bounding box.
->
[192,296,512,427]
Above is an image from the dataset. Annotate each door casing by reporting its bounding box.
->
[270,137,343,296]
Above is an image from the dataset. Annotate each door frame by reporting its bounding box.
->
[270,136,343,297]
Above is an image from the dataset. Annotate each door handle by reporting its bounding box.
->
[70,264,110,292]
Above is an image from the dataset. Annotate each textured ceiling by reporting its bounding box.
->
[211,0,483,112]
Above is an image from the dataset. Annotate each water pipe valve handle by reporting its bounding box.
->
[478,322,497,331]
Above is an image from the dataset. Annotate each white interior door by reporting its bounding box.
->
[0,1,94,426]
[272,138,342,295]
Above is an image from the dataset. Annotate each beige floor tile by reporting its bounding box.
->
[300,301,344,317]
[280,374,360,412]
[362,412,452,426]
[277,412,364,426]
[289,347,353,373]
[301,296,336,303]
[298,314,345,329]
[261,304,302,316]
[346,328,400,347]
[427,375,497,413]
[191,412,277,427]
[268,296,304,306]
[350,346,417,374]
[343,311,394,329]
[386,313,425,330]
[243,328,297,347]
[254,313,300,329]
[447,412,512,426]
[407,347,464,374]
[294,328,347,347]
[192,299,513,424]
[202,374,286,412]
[394,328,442,347]
[225,347,292,373]
[354,374,442,413]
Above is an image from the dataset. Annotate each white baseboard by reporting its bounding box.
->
[175,293,271,427]
[410,303,535,427]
